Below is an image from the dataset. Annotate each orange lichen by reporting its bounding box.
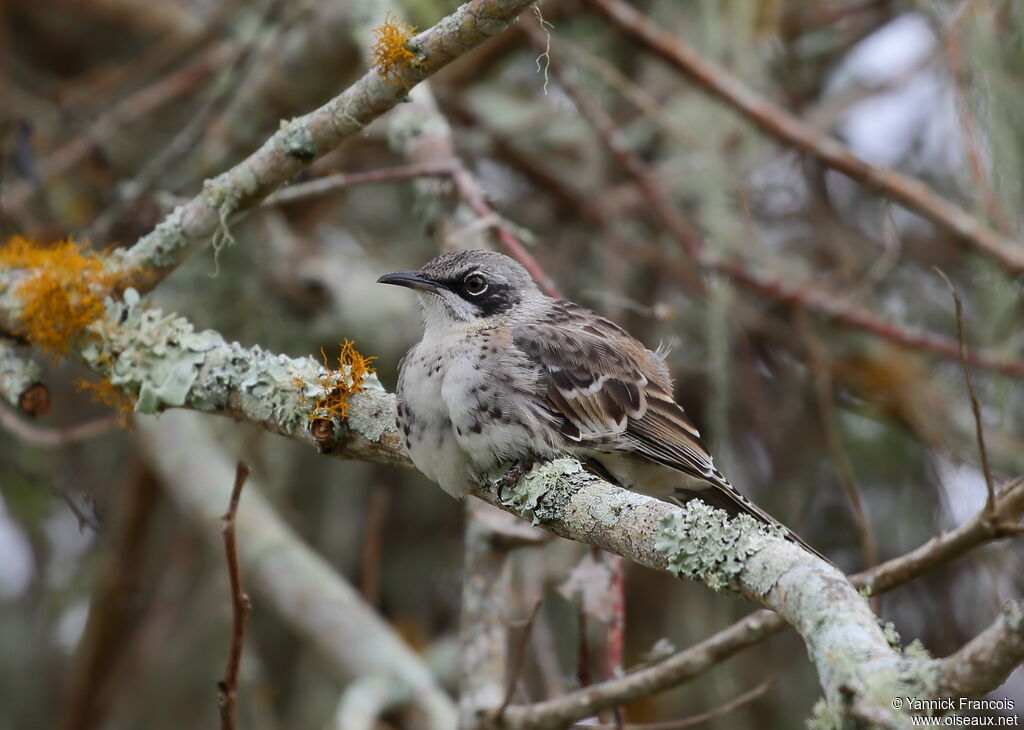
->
[302,340,376,421]
[0,236,121,355]
[368,13,420,85]
[75,377,134,426]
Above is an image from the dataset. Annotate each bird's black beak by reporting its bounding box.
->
[376,270,444,292]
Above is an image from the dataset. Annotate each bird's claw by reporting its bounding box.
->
[497,458,536,491]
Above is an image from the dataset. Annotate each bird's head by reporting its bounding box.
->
[377,250,543,331]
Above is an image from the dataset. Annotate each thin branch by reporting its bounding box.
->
[587,0,1024,276]
[87,0,290,241]
[217,462,252,730]
[935,268,996,513]
[934,600,1024,699]
[520,17,704,295]
[2,42,235,214]
[263,161,457,206]
[0,405,119,447]
[572,677,775,730]
[58,466,161,730]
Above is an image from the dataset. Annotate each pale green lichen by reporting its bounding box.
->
[1004,601,1024,632]
[656,500,786,592]
[82,289,321,430]
[499,458,583,525]
[804,641,937,729]
[882,621,902,648]
[84,289,212,414]
[805,699,843,730]
[345,382,396,442]
[120,205,190,270]
[277,118,316,162]
[200,178,242,271]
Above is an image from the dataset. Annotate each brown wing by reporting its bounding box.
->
[513,301,828,561]
[512,300,718,484]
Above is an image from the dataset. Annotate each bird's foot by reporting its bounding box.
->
[497,457,537,491]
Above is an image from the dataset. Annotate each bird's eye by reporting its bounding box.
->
[464,273,488,296]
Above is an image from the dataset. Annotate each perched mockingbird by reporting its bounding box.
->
[379,249,821,555]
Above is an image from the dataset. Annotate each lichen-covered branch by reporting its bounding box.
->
[111,0,542,293]
[472,460,928,728]
[488,478,1024,728]
[136,412,455,729]
[79,289,407,469]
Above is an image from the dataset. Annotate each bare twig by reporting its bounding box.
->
[88,0,290,241]
[217,462,252,730]
[521,17,704,294]
[0,405,119,447]
[264,161,457,206]
[521,19,1024,381]
[935,268,996,514]
[571,677,775,730]
[359,485,391,607]
[138,415,456,728]
[587,0,1024,276]
[603,552,626,724]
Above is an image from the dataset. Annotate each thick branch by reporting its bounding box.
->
[470,461,922,727]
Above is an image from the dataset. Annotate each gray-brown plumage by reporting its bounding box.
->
[379,249,822,556]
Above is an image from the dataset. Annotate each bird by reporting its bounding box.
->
[378,249,822,557]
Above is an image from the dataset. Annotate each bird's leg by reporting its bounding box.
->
[496,457,538,490]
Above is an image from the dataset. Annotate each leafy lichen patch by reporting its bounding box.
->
[500,458,583,525]
[655,500,787,592]
[277,117,317,161]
